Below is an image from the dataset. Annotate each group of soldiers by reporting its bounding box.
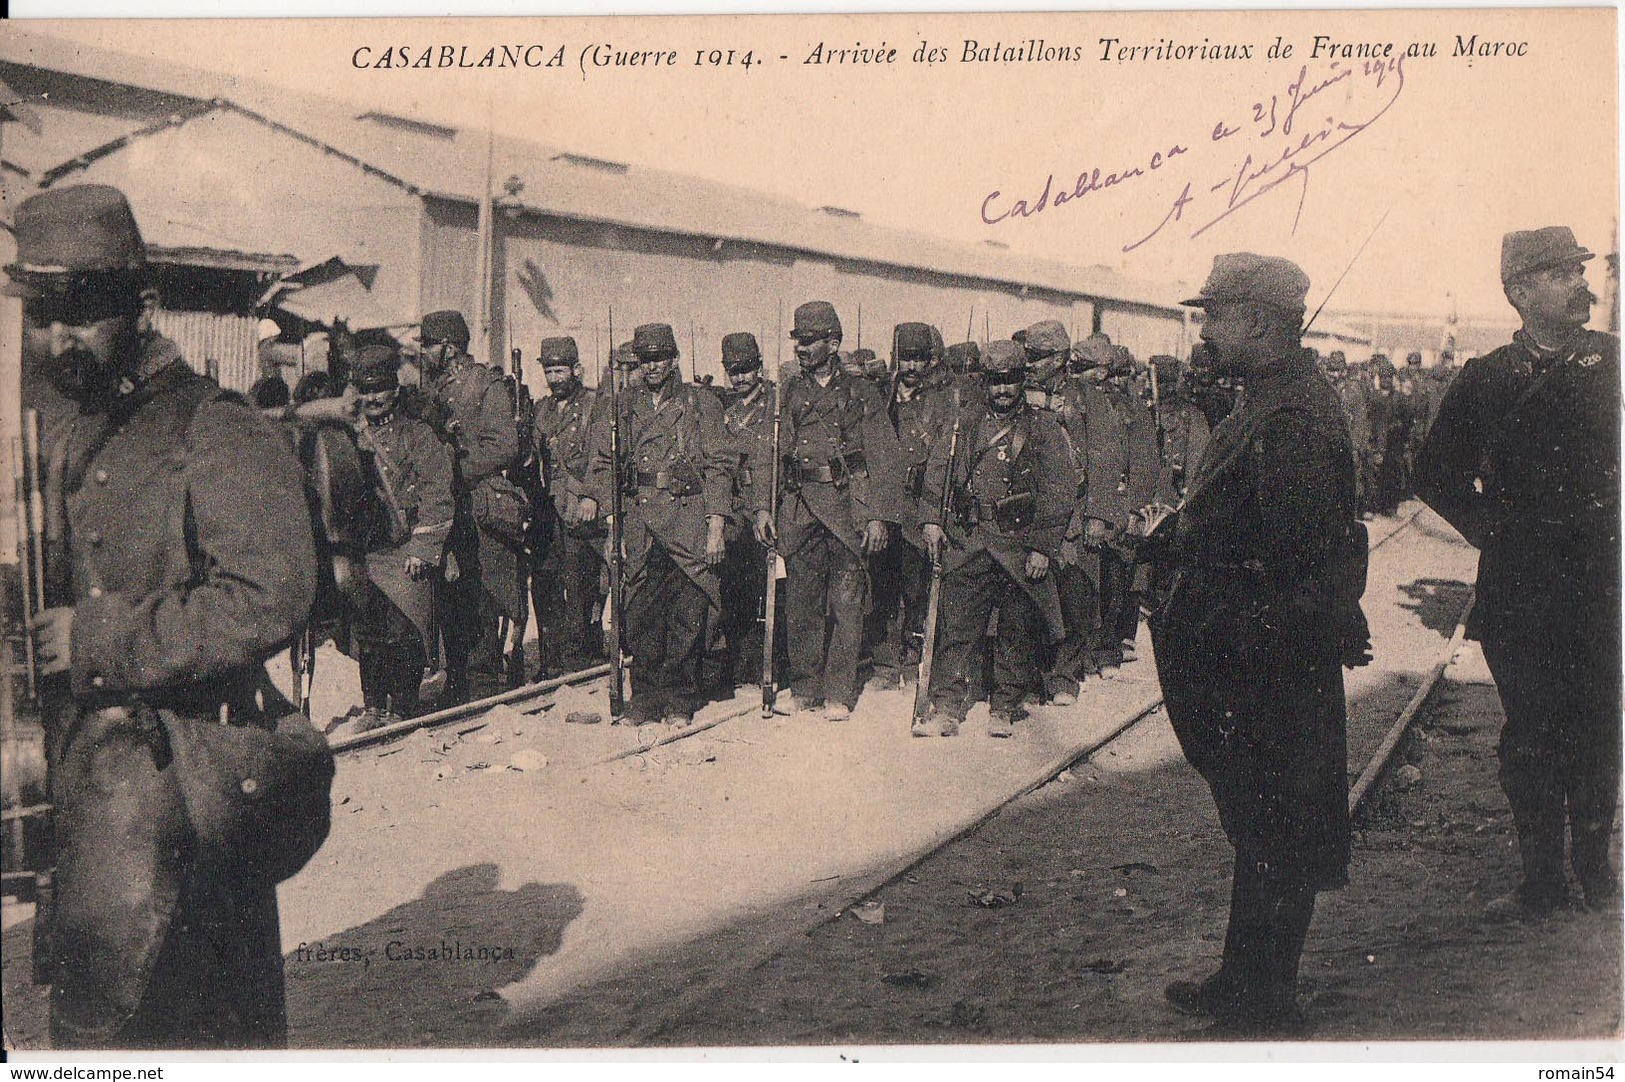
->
[1322,347,1458,517]
[11,178,1614,1047]
[296,293,1248,735]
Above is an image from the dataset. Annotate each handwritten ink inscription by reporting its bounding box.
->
[978,57,1407,252]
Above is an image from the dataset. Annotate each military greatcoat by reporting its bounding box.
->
[1150,348,1365,890]
[41,352,317,1047]
[433,358,524,619]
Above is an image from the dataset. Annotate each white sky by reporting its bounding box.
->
[11,6,1620,322]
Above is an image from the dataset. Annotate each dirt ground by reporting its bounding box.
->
[3,509,1619,1052]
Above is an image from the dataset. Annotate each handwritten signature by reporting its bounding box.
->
[978,57,1407,253]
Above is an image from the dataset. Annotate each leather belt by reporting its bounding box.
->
[787,449,867,484]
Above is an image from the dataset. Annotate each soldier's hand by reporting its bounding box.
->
[862,519,889,556]
[705,514,727,566]
[576,496,598,523]
[1059,539,1080,567]
[403,554,429,581]
[444,550,461,583]
[32,606,74,677]
[922,523,945,562]
[1025,551,1051,581]
[753,509,776,548]
[1084,518,1111,545]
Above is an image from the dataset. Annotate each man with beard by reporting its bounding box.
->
[331,345,454,733]
[753,301,906,721]
[418,310,525,704]
[14,185,318,1047]
[1021,319,1098,699]
[1082,340,1161,668]
[918,341,1074,738]
[872,322,957,684]
[1416,227,1621,918]
[1187,340,1238,430]
[582,323,731,726]
[1154,253,1368,1035]
[715,332,780,690]
[530,336,607,679]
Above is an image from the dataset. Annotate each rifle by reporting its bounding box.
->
[913,388,961,726]
[760,376,783,717]
[760,299,785,717]
[605,309,626,718]
[1148,361,1163,455]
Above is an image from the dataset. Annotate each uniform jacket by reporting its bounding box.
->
[432,358,525,618]
[921,399,1074,638]
[1082,378,1161,532]
[889,366,960,552]
[1415,328,1621,643]
[355,410,454,652]
[41,353,316,1046]
[586,375,733,608]
[1154,395,1212,504]
[533,384,606,522]
[1153,348,1365,673]
[721,377,778,536]
[755,367,908,559]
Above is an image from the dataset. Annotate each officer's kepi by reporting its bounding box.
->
[1501,226,1595,284]
[4,185,148,314]
[539,336,580,368]
[1182,252,1311,313]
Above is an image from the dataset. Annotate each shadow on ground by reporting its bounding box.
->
[1395,578,1475,635]
[285,863,582,1048]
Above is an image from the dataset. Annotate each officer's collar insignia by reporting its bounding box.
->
[1579,353,1602,368]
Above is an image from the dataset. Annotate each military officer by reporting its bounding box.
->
[336,345,455,731]
[418,310,526,704]
[871,322,958,682]
[1416,227,1621,917]
[583,323,732,726]
[715,332,781,688]
[530,336,608,679]
[1154,253,1369,1035]
[16,185,319,1047]
[919,341,1075,738]
[1021,319,1097,699]
[753,301,906,720]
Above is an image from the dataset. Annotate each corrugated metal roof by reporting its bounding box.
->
[0,26,1196,312]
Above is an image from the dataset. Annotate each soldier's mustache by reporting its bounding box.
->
[48,347,121,403]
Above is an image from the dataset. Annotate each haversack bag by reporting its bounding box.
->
[158,704,335,886]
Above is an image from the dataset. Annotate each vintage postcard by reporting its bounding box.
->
[0,7,1617,1061]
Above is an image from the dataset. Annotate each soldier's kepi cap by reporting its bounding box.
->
[612,341,637,369]
[539,337,579,367]
[1501,226,1594,284]
[791,301,842,342]
[1182,252,1311,313]
[944,341,981,374]
[351,344,401,392]
[421,310,471,347]
[893,322,936,360]
[632,323,679,360]
[981,340,1027,382]
[721,332,762,372]
[1022,320,1070,356]
[4,184,147,298]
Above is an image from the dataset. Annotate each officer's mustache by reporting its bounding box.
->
[1570,289,1598,310]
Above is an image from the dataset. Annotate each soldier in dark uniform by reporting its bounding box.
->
[1398,350,1435,495]
[1416,227,1621,917]
[1153,253,1369,1035]
[919,341,1075,738]
[530,336,608,679]
[715,332,781,689]
[583,323,732,726]
[871,322,958,682]
[16,185,320,1047]
[1362,356,1413,516]
[333,345,455,732]
[1083,341,1161,667]
[418,310,526,704]
[1021,319,1097,700]
[1147,354,1212,507]
[752,301,906,721]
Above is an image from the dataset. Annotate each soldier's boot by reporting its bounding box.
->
[1571,815,1621,912]
[1487,805,1572,919]
[504,645,527,690]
